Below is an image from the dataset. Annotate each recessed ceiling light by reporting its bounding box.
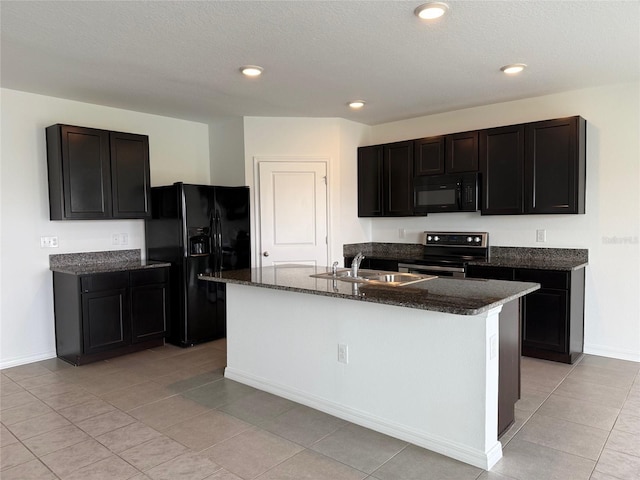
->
[414,2,449,20]
[240,65,264,77]
[348,100,366,109]
[500,63,527,75]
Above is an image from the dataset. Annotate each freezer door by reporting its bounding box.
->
[181,184,213,229]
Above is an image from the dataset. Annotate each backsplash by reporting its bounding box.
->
[49,249,141,268]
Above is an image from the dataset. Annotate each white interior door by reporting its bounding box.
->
[258,161,328,267]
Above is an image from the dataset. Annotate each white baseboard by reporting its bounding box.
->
[584,343,640,363]
[225,367,502,470]
[0,350,57,370]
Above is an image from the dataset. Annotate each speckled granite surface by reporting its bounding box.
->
[343,243,588,271]
[343,242,425,259]
[199,265,539,316]
[50,249,170,275]
[473,246,588,271]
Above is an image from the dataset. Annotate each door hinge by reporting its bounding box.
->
[323,175,327,185]
[326,236,328,244]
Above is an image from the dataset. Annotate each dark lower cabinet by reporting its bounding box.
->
[82,288,129,355]
[54,267,169,365]
[130,270,168,344]
[467,265,585,363]
[343,257,399,271]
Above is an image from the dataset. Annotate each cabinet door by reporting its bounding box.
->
[130,284,168,343]
[81,288,130,354]
[130,269,169,343]
[414,136,445,176]
[110,132,151,218]
[479,125,525,215]
[368,258,399,271]
[384,141,414,216]
[446,131,478,173]
[466,265,515,281]
[52,125,112,219]
[521,289,568,353]
[525,117,585,214]
[357,146,383,217]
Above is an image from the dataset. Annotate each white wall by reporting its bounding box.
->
[368,83,640,362]
[241,117,371,269]
[0,89,210,368]
[209,117,245,186]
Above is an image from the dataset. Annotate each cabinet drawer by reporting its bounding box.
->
[466,265,515,281]
[130,268,167,286]
[81,272,129,293]
[515,269,569,290]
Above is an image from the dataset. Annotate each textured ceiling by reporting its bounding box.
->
[1,0,639,125]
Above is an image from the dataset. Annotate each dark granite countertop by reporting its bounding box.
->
[344,243,588,271]
[469,247,588,271]
[199,265,540,316]
[49,249,170,275]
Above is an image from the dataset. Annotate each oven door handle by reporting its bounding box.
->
[398,263,465,274]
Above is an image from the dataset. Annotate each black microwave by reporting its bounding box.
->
[414,172,479,213]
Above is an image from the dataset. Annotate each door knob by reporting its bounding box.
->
[263,251,270,257]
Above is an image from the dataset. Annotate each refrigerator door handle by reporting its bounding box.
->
[216,211,223,271]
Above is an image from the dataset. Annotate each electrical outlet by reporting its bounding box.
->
[489,334,497,360]
[536,229,547,242]
[338,344,349,364]
[112,233,120,245]
[120,233,128,245]
[40,236,59,248]
[398,228,406,239]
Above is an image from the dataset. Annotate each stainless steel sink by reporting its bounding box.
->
[310,269,436,286]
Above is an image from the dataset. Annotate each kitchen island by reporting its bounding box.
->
[199,265,539,470]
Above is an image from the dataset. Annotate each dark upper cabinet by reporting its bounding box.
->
[46,124,151,220]
[525,117,586,214]
[479,125,526,215]
[358,141,415,217]
[358,116,585,217]
[446,131,479,173]
[47,125,112,219]
[384,141,414,216]
[357,145,383,217]
[110,132,151,218]
[480,116,585,215]
[414,136,445,175]
[414,132,478,176]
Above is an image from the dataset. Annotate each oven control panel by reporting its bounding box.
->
[423,232,488,247]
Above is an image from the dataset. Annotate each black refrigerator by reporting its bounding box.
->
[145,183,250,347]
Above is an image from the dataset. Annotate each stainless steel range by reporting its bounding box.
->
[398,231,489,278]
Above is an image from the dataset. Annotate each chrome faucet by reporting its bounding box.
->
[351,252,365,278]
[332,261,339,275]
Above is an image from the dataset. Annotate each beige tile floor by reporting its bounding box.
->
[1,340,639,480]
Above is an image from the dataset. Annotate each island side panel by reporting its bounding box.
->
[224,283,502,470]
